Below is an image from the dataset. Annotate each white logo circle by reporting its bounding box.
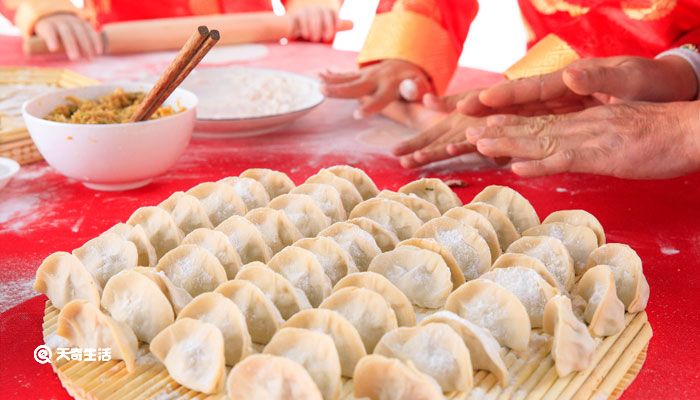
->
[34,345,52,364]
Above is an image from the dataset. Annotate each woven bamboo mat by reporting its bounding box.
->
[0,67,97,165]
[42,300,651,400]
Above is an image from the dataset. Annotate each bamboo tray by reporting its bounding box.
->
[42,300,652,400]
[0,67,97,165]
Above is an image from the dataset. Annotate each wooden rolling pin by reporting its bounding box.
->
[23,12,353,55]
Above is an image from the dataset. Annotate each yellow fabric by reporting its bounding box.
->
[285,0,341,13]
[504,33,580,79]
[358,10,460,94]
[13,0,79,36]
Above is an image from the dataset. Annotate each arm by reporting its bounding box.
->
[283,0,342,42]
[10,0,78,37]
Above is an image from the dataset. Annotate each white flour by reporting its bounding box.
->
[181,67,322,119]
[0,276,35,313]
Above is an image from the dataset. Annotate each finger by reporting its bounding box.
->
[474,135,562,159]
[71,21,94,59]
[466,114,563,143]
[321,9,336,42]
[307,9,322,42]
[511,149,579,177]
[424,92,465,112]
[319,70,361,84]
[478,71,569,109]
[563,63,644,100]
[399,154,424,169]
[356,84,397,117]
[83,21,103,55]
[446,141,475,156]
[456,91,492,116]
[297,15,310,40]
[392,119,447,156]
[35,22,60,52]
[56,22,80,60]
[412,144,456,166]
[322,78,374,99]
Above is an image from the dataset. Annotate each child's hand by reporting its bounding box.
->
[320,60,432,119]
[34,13,102,60]
[290,6,338,43]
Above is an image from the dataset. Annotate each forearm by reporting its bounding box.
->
[13,0,78,36]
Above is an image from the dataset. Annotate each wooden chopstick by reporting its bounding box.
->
[130,26,217,122]
[140,29,220,120]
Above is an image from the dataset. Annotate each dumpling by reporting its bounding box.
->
[245,207,303,254]
[226,354,323,400]
[240,168,296,199]
[319,222,381,271]
[347,217,399,252]
[368,246,452,309]
[523,222,598,275]
[283,308,367,377]
[421,311,508,386]
[290,183,347,223]
[218,176,271,210]
[34,252,101,309]
[293,236,358,286]
[573,265,625,337]
[398,178,462,213]
[127,206,184,259]
[150,318,226,394]
[584,243,649,313]
[319,287,398,353]
[155,244,227,296]
[306,169,363,213]
[181,228,242,279]
[132,267,193,315]
[215,279,284,344]
[186,181,247,226]
[543,209,606,246]
[334,272,416,327]
[443,206,502,264]
[215,215,273,264]
[177,292,253,366]
[104,222,157,267]
[413,216,491,280]
[374,323,473,392]
[445,279,531,351]
[491,253,559,289]
[480,267,558,328]
[507,236,575,291]
[463,202,520,251]
[235,261,311,319]
[72,233,138,287]
[353,355,443,400]
[349,198,422,241]
[158,191,213,234]
[268,193,331,237]
[268,246,333,307]
[101,269,174,342]
[398,238,465,289]
[472,185,540,233]
[377,189,441,223]
[543,295,595,377]
[326,165,379,200]
[263,327,342,400]
[57,300,138,372]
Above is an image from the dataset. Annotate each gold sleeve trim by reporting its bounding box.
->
[504,34,580,80]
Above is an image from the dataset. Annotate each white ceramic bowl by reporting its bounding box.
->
[22,83,197,191]
[0,157,20,190]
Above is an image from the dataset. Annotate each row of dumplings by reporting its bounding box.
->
[35,165,651,399]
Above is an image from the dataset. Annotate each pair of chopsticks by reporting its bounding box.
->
[130,26,219,122]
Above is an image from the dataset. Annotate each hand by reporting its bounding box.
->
[455,56,699,117]
[34,13,102,60]
[320,60,431,118]
[392,111,478,168]
[290,6,338,43]
[465,101,700,179]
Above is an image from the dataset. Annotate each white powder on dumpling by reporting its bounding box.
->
[608,264,635,305]
[519,240,569,289]
[434,229,480,280]
[481,268,547,322]
[463,296,508,343]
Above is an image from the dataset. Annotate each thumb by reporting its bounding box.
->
[562,63,642,100]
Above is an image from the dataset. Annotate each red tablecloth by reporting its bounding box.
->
[1,35,699,399]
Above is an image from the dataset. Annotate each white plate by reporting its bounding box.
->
[0,157,20,190]
[182,67,324,138]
